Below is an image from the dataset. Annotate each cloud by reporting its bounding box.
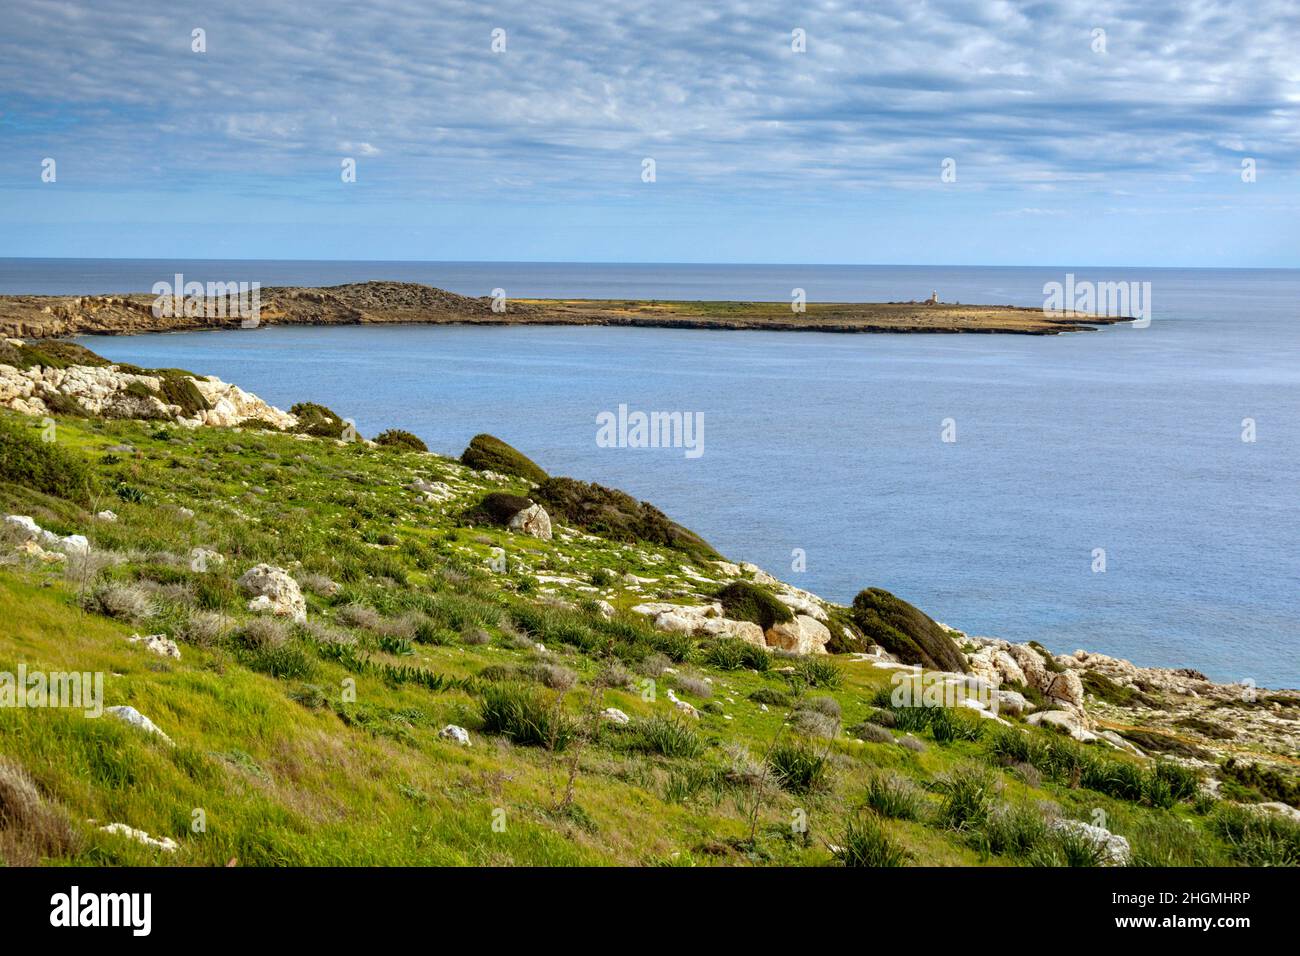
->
[0,0,1296,208]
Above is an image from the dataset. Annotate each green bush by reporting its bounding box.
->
[769,743,829,794]
[702,637,770,671]
[471,491,536,526]
[714,581,793,630]
[529,476,718,560]
[862,773,924,821]
[291,402,349,439]
[157,373,210,417]
[838,812,909,867]
[0,415,96,503]
[935,765,997,831]
[478,683,577,751]
[850,587,968,673]
[629,716,704,758]
[1210,804,1300,866]
[791,656,843,689]
[460,433,548,482]
[374,429,428,452]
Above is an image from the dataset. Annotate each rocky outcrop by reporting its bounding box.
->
[0,350,297,430]
[765,614,831,655]
[506,503,552,540]
[4,515,88,556]
[238,564,307,623]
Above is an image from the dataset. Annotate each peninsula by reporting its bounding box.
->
[0,280,1128,339]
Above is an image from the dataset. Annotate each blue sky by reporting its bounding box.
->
[1,0,1298,266]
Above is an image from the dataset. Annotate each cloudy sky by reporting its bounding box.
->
[1,0,1298,265]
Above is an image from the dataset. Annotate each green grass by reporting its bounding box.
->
[0,406,1283,867]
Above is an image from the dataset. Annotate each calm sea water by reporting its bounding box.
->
[4,259,1296,686]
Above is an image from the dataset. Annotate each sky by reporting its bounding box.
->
[1,0,1298,266]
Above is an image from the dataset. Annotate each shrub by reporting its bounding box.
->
[850,587,968,673]
[975,802,1051,858]
[245,641,316,680]
[0,757,78,866]
[714,581,793,630]
[791,657,843,689]
[291,402,349,439]
[471,492,536,526]
[374,429,428,453]
[460,627,492,646]
[478,683,577,750]
[180,610,232,647]
[529,476,718,560]
[791,709,839,739]
[673,674,712,698]
[529,662,578,692]
[838,812,909,867]
[239,616,290,649]
[1210,804,1300,866]
[593,662,633,689]
[702,637,770,671]
[935,765,998,831]
[460,433,549,482]
[854,723,895,744]
[630,716,704,758]
[748,686,792,707]
[83,583,154,622]
[769,743,829,795]
[157,372,210,417]
[0,415,96,503]
[862,773,924,821]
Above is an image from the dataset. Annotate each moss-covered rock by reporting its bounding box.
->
[375,429,428,452]
[529,476,718,560]
[460,434,548,483]
[850,587,968,673]
[714,580,793,629]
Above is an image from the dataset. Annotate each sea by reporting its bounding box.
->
[3,258,1296,687]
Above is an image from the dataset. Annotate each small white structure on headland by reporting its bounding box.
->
[927,290,939,304]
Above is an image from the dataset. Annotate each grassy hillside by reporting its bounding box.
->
[0,410,1295,867]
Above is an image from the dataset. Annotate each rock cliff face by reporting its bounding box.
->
[0,341,297,429]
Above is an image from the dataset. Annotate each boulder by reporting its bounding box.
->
[1045,669,1086,710]
[601,708,631,725]
[438,725,471,746]
[128,633,181,660]
[1026,709,1097,742]
[507,503,552,540]
[106,705,173,745]
[764,614,831,655]
[238,564,307,623]
[99,823,179,853]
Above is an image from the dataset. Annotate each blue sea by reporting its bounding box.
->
[3,259,1297,687]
